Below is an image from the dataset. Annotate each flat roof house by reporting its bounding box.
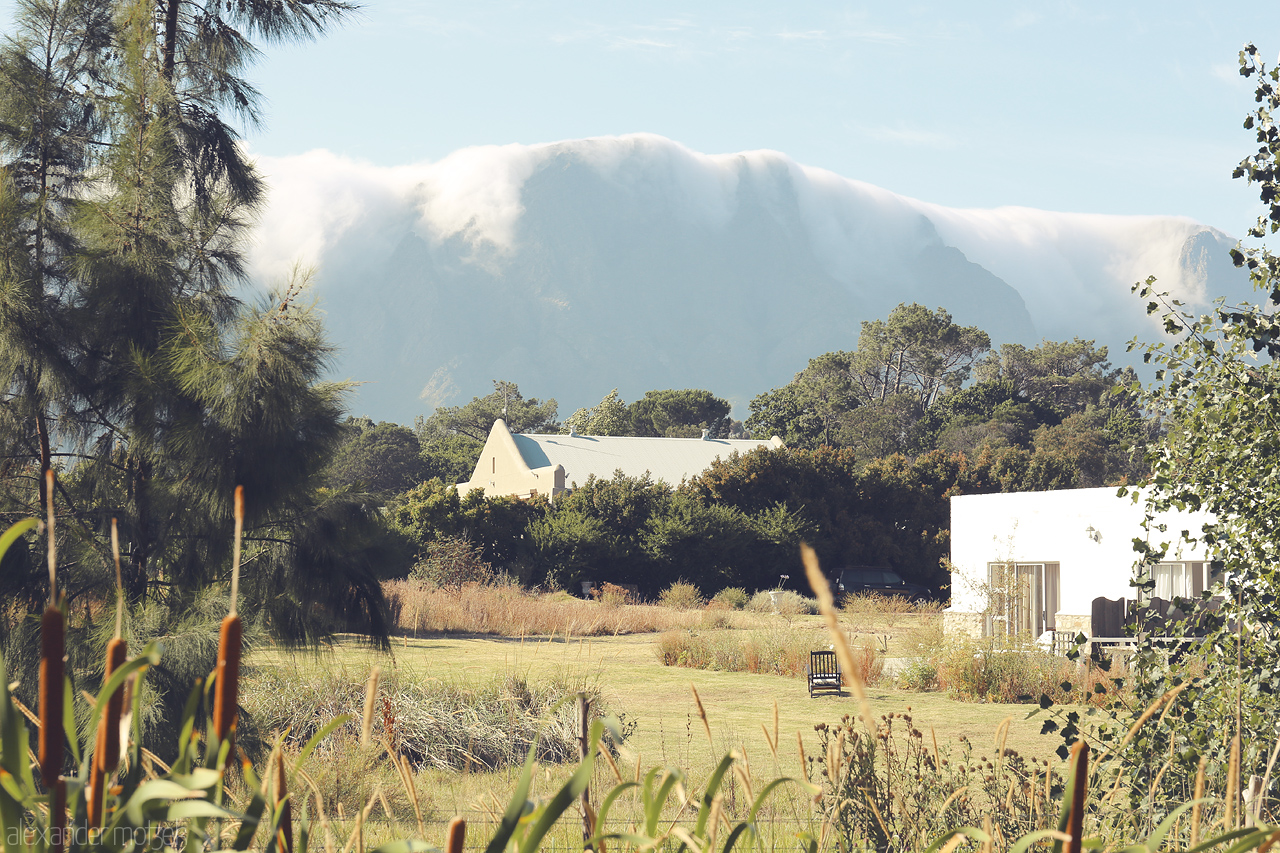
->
[457,419,785,500]
[946,487,1215,642]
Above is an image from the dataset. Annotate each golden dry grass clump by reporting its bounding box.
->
[383,579,747,636]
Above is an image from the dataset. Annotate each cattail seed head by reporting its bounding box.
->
[99,638,127,769]
[212,614,243,748]
[446,816,466,853]
[88,637,128,829]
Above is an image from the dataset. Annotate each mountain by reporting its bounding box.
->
[247,134,1251,424]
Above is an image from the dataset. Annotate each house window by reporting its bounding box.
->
[1151,562,1205,600]
[492,457,496,474]
[986,562,1060,638]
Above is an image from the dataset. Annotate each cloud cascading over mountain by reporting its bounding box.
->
[248,134,1250,424]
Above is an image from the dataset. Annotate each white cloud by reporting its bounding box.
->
[863,125,958,149]
[837,27,907,44]
[247,133,1236,351]
[776,29,828,41]
[613,36,676,50]
[1211,61,1248,86]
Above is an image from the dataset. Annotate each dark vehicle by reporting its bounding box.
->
[834,566,927,599]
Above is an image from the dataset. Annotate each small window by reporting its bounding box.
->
[1152,562,1206,600]
[492,457,496,474]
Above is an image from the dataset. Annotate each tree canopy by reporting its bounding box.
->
[326,418,429,496]
[1105,42,1280,812]
[0,0,385,651]
[627,389,731,437]
[414,380,559,483]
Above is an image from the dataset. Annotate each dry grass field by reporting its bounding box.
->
[241,585,1085,850]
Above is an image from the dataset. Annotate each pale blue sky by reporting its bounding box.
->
[5,2,1280,232]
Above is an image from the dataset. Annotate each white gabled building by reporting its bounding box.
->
[457,419,785,500]
[946,487,1216,641]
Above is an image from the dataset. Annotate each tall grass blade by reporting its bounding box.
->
[481,722,541,853]
[0,519,38,561]
[517,720,604,853]
[297,715,353,767]
[1053,740,1089,853]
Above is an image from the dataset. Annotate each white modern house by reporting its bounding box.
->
[456,419,785,500]
[945,487,1216,641]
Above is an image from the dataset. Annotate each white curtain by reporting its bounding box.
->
[1153,563,1184,599]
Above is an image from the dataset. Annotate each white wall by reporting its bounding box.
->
[949,487,1214,619]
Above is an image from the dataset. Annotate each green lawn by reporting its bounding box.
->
[248,629,1071,849]
[255,630,1057,773]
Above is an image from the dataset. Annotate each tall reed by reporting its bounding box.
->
[38,470,66,852]
[213,485,245,750]
[88,519,128,829]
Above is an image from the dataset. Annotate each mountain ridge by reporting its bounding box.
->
[247,134,1249,423]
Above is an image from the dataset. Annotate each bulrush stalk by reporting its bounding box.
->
[39,470,65,852]
[89,520,129,829]
[213,487,245,749]
[39,605,64,786]
[800,543,874,729]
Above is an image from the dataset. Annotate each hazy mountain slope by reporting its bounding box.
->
[249,135,1249,423]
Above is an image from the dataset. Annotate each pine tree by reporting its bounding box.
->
[0,0,388,651]
[0,0,112,514]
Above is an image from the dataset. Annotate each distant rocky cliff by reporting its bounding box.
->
[249,134,1251,423]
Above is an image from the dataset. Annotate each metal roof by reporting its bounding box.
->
[511,432,780,488]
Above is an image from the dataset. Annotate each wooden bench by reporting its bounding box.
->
[807,650,843,697]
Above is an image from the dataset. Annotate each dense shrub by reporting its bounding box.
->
[243,667,610,772]
[657,626,883,684]
[658,580,705,610]
[812,711,1053,851]
[388,479,540,581]
[383,579,723,636]
[709,586,749,610]
[594,581,636,606]
[409,535,496,589]
[746,589,817,615]
[895,658,940,691]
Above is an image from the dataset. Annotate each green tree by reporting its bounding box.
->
[1045,43,1280,814]
[415,380,558,482]
[851,303,991,408]
[747,304,990,452]
[326,418,428,496]
[626,388,730,437]
[564,388,630,436]
[745,382,827,448]
[975,338,1125,416]
[746,352,861,448]
[0,0,111,513]
[841,393,921,459]
[0,0,389,653]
